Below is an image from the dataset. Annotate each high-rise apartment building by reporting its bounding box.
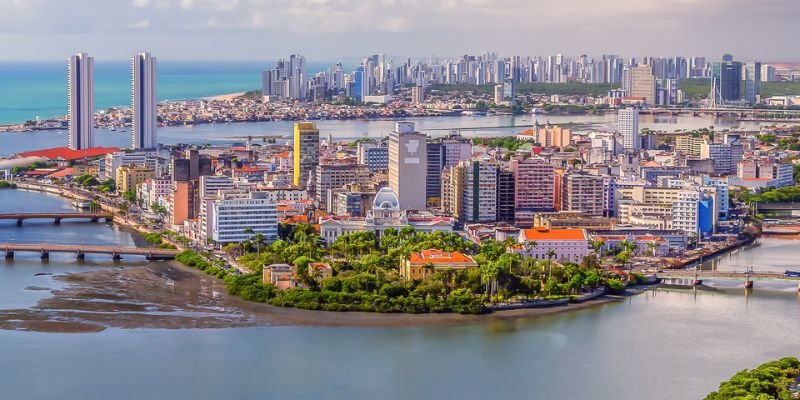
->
[512,157,556,226]
[458,157,498,223]
[561,173,604,216]
[292,122,320,186]
[388,122,427,210]
[68,52,94,150]
[618,108,640,150]
[131,52,158,149]
[622,65,656,104]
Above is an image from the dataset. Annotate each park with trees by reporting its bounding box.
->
[175,223,625,315]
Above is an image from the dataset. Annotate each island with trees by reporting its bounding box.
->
[705,357,799,400]
[174,223,626,315]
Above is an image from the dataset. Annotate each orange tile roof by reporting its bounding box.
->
[47,168,74,178]
[282,215,309,224]
[408,250,476,264]
[17,147,121,161]
[520,228,586,241]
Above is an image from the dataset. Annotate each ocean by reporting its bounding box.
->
[0,60,336,125]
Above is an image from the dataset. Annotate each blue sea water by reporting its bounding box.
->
[0,61,335,125]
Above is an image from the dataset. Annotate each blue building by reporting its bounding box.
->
[353,67,364,102]
[698,196,714,236]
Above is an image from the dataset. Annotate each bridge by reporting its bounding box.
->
[0,212,113,226]
[657,269,800,289]
[1,243,179,260]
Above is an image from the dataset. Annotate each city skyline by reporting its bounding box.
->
[2,0,800,61]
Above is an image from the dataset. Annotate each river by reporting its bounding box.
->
[1,189,799,400]
[0,113,767,156]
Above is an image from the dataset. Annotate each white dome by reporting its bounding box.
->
[373,187,400,210]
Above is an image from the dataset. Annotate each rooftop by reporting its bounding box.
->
[408,250,476,265]
[17,147,121,161]
[520,228,587,241]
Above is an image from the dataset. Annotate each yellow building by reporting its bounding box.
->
[73,164,100,177]
[400,249,478,281]
[292,122,320,186]
[116,165,154,195]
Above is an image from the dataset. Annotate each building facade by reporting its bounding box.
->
[68,52,94,150]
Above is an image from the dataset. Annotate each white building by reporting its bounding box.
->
[513,228,591,263]
[671,189,700,236]
[131,52,158,150]
[319,188,454,245]
[388,122,428,210]
[68,52,94,150]
[104,150,159,180]
[210,191,278,244]
[618,108,639,150]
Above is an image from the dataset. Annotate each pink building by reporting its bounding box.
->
[511,157,555,227]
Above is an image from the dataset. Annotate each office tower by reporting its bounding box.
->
[496,169,515,224]
[212,192,278,244]
[353,66,366,102]
[712,55,742,105]
[622,65,656,104]
[67,52,94,150]
[131,52,158,150]
[761,64,776,82]
[511,158,555,226]
[388,122,427,210]
[743,61,761,105]
[315,163,370,211]
[293,122,320,186]
[618,108,640,150]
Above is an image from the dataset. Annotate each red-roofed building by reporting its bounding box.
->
[46,168,75,179]
[400,250,478,281]
[16,147,121,166]
[513,228,590,262]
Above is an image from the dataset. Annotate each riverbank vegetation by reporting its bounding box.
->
[705,357,800,400]
[175,223,621,315]
[0,180,16,189]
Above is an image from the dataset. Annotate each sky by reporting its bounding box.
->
[0,0,798,62]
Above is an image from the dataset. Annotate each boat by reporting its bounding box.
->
[72,200,91,210]
[784,270,800,278]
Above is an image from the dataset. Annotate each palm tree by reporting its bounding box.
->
[523,240,537,257]
[242,227,254,254]
[253,232,265,257]
[399,226,415,241]
[546,249,557,281]
[646,242,657,257]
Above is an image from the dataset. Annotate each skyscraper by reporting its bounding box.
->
[388,122,427,210]
[743,61,762,106]
[618,108,640,150]
[131,52,157,149]
[622,65,656,104]
[712,55,742,105]
[292,122,320,186]
[68,52,94,150]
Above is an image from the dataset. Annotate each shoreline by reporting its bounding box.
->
[0,259,631,333]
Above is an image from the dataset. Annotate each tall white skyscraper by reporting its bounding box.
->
[388,122,427,210]
[618,108,640,150]
[131,52,158,149]
[68,52,94,150]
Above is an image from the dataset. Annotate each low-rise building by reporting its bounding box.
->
[400,250,478,281]
[116,165,154,195]
[263,264,297,290]
[513,228,590,263]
